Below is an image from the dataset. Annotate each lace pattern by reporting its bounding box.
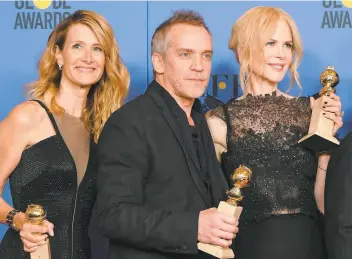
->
[209,91,318,223]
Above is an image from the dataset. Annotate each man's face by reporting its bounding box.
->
[157,24,213,100]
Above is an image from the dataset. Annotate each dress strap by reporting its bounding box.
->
[30,99,61,135]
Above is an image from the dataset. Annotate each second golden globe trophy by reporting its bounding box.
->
[25,204,51,259]
[197,165,252,259]
[298,66,340,152]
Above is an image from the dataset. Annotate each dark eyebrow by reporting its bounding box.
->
[71,40,102,46]
[202,50,213,54]
[176,48,194,53]
[176,48,213,54]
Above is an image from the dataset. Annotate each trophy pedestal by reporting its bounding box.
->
[298,132,339,152]
[298,95,339,152]
[217,201,242,218]
[198,202,242,259]
[198,243,234,259]
[31,240,51,259]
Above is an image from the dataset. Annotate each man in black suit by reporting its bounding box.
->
[325,131,352,259]
[96,10,239,259]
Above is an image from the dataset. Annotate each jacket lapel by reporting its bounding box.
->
[146,81,211,207]
[200,117,230,206]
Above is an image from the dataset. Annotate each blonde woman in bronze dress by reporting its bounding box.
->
[0,10,129,259]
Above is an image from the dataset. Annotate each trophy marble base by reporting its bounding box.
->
[298,132,339,152]
[198,202,242,259]
[30,240,51,259]
[198,243,234,259]
[298,95,339,152]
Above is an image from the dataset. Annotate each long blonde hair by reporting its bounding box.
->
[228,6,303,94]
[28,10,130,143]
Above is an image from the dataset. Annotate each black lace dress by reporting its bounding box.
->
[209,92,325,259]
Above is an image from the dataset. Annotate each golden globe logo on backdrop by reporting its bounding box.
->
[14,0,72,29]
[208,75,239,98]
[322,0,352,28]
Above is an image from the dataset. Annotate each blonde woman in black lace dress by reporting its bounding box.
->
[206,6,343,259]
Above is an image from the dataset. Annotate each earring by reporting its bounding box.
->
[58,64,62,70]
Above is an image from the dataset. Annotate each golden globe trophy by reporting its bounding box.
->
[197,165,252,258]
[25,204,51,259]
[298,66,340,152]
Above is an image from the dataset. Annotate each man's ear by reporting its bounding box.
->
[151,52,165,74]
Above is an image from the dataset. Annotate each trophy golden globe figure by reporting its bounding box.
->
[197,165,252,258]
[298,66,340,152]
[25,205,51,259]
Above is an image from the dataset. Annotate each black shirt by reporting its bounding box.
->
[159,85,211,193]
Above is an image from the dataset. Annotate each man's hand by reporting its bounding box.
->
[198,208,239,248]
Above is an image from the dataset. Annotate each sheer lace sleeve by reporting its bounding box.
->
[208,105,226,122]
[202,94,225,119]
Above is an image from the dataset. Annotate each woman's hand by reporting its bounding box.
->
[310,93,343,136]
